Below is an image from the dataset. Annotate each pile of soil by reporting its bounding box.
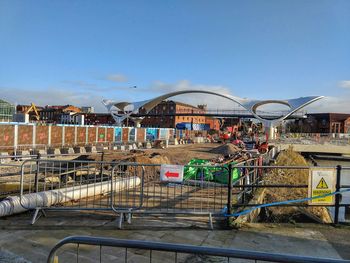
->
[263,147,332,223]
[129,153,171,182]
[209,143,241,155]
[85,151,171,182]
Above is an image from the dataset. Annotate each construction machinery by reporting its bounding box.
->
[25,103,40,121]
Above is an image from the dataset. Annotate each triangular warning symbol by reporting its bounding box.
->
[316,177,328,189]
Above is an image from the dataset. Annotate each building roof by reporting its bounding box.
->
[0,99,13,105]
[163,100,203,110]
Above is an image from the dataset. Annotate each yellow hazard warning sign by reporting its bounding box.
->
[316,177,328,189]
[308,168,335,205]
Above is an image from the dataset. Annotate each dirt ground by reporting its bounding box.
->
[93,143,222,165]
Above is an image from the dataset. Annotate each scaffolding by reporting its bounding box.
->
[0,99,15,122]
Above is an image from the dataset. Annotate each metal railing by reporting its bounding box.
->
[47,236,350,263]
[228,165,350,224]
[277,133,350,146]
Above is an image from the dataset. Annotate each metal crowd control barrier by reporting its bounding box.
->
[110,163,231,228]
[19,159,118,224]
[47,235,350,263]
[18,158,349,226]
[19,158,259,227]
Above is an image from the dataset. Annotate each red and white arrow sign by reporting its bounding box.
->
[165,171,179,178]
[160,164,184,182]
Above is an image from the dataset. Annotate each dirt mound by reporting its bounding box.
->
[263,147,332,223]
[122,154,169,182]
[210,143,240,155]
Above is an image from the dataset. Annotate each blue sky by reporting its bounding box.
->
[0,0,350,112]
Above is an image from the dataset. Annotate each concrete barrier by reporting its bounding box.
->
[0,152,10,164]
[30,149,48,156]
[119,145,125,151]
[16,150,31,160]
[74,147,87,154]
[61,147,75,154]
[85,145,97,153]
[47,148,61,156]
[96,146,104,152]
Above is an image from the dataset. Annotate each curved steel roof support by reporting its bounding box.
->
[102,91,324,125]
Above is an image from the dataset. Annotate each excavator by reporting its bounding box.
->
[25,103,40,121]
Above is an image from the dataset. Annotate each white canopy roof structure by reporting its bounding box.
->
[102,90,324,125]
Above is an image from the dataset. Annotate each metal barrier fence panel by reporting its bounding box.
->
[19,160,118,213]
[337,166,350,222]
[16,158,350,225]
[111,163,230,214]
[18,160,245,223]
[47,236,350,263]
[228,165,350,224]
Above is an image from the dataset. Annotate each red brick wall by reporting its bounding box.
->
[64,127,75,145]
[136,128,145,142]
[51,126,63,146]
[106,128,114,142]
[97,127,106,142]
[35,126,49,145]
[88,127,97,143]
[0,125,14,147]
[76,127,86,145]
[18,125,33,145]
[122,128,129,142]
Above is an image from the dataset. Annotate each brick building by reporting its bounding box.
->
[293,113,350,133]
[40,105,82,124]
[205,117,221,131]
[84,113,115,126]
[140,100,206,129]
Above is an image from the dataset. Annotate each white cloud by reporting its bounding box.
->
[0,87,107,113]
[105,73,128,82]
[149,79,231,94]
[339,80,350,89]
[143,80,242,110]
[304,96,350,113]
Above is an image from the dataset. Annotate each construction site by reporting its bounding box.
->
[0,126,349,262]
[0,89,350,262]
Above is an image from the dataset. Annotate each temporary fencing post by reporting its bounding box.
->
[227,163,233,216]
[34,153,41,193]
[334,165,342,224]
[99,151,104,178]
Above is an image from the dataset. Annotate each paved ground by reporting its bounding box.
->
[0,211,349,263]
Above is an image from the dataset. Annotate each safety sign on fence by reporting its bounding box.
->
[308,168,336,205]
[160,164,184,183]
